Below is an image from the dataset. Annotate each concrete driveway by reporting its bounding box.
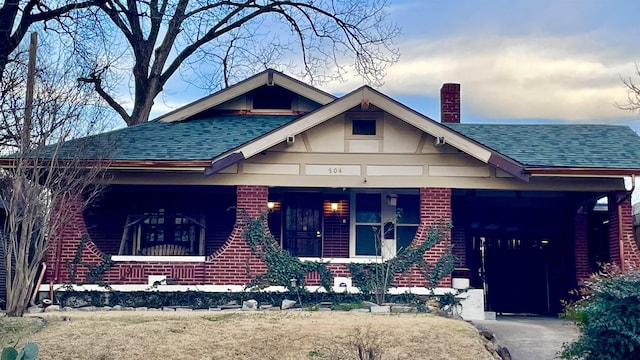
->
[474,316,580,360]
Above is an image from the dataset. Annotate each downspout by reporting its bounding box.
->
[30,262,46,306]
[615,174,636,272]
[53,222,64,282]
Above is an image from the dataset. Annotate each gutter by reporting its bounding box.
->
[526,167,640,177]
[30,262,46,306]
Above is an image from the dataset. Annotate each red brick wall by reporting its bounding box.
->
[323,198,350,258]
[395,188,452,287]
[574,208,590,282]
[608,191,640,270]
[47,195,107,283]
[206,185,268,284]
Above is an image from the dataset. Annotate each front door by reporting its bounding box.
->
[283,193,322,257]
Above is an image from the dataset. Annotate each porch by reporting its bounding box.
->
[45,184,639,317]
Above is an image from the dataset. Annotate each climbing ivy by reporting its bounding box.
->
[68,234,114,285]
[348,224,456,304]
[242,211,333,292]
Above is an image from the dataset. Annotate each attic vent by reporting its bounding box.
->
[252,86,292,110]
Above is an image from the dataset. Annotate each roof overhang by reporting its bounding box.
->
[205,86,530,181]
[526,167,640,177]
[0,158,210,171]
[155,69,337,123]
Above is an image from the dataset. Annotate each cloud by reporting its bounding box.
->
[324,34,639,122]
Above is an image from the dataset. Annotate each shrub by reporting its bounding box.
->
[1,342,39,360]
[561,264,640,360]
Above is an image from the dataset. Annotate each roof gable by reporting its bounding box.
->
[155,69,336,123]
[207,86,528,180]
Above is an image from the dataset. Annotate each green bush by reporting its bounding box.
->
[1,342,39,360]
[561,264,640,360]
[54,290,371,309]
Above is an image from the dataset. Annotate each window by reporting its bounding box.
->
[352,119,377,135]
[120,210,205,256]
[352,192,419,257]
[396,195,419,252]
[354,193,382,256]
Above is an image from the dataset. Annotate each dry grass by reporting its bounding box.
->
[5,311,494,360]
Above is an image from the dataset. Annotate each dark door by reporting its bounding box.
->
[474,236,551,314]
[283,193,322,257]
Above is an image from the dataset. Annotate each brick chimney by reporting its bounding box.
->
[440,83,460,123]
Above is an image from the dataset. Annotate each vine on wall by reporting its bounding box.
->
[348,223,456,304]
[67,234,114,285]
[242,211,332,291]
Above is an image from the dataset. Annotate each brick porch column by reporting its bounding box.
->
[574,206,590,282]
[608,191,640,270]
[419,187,452,287]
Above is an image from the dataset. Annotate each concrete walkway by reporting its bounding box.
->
[474,316,580,360]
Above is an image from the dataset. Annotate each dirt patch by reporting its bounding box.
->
[14,311,494,359]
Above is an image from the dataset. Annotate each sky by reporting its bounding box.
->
[152,0,640,129]
[343,0,640,130]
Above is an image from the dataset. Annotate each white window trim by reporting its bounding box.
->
[349,189,419,259]
[111,255,206,262]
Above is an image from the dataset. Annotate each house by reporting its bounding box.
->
[20,69,640,318]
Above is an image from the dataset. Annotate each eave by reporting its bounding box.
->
[0,159,210,171]
[526,167,640,177]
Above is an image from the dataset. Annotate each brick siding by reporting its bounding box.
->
[50,185,455,289]
[609,191,640,270]
[574,208,590,281]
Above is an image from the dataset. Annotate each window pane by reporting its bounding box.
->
[356,225,381,256]
[356,193,381,223]
[397,194,419,224]
[352,119,376,135]
[397,226,418,253]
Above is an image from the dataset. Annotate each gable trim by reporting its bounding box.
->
[156,69,336,123]
[205,152,245,176]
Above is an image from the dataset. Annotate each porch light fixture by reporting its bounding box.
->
[386,194,398,206]
[267,201,275,210]
[330,202,339,212]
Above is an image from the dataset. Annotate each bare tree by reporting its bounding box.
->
[620,64,640,114]
[78,0,400,127]
[0,35,111,317]
[0,0,106,79]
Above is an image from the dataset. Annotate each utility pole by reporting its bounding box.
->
[22,32,37,153]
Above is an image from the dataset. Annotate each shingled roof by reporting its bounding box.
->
[52,114,299,161]
[446,123,640,169]
[47,114,640,173]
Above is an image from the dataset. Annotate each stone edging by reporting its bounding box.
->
[472,323,512,360]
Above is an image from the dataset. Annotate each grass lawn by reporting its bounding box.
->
[1,311,495,359]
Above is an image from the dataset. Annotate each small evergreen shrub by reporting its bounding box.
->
[561,264,640,360]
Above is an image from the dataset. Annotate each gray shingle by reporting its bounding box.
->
[446,123,640,168]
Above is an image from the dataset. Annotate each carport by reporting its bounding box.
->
[453,189,615,315]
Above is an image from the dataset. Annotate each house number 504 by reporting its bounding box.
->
[329,167,342,174]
